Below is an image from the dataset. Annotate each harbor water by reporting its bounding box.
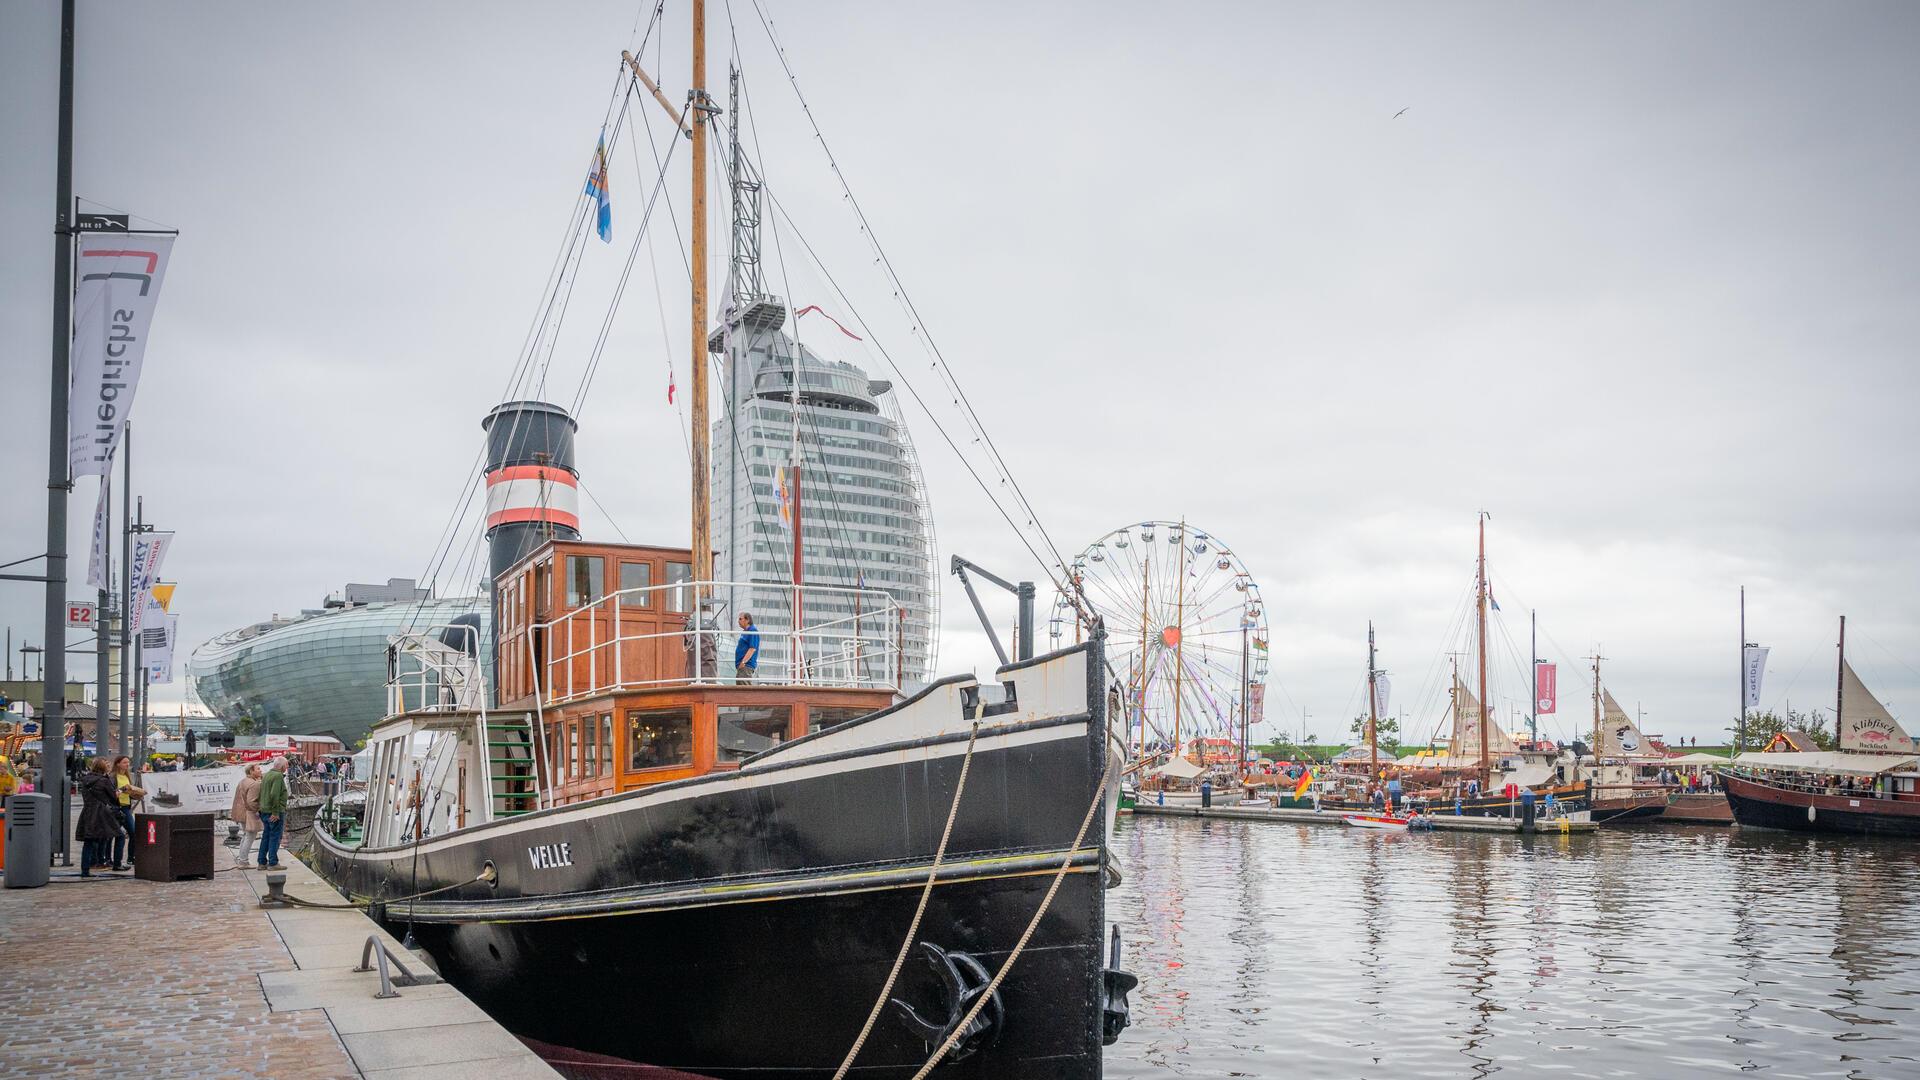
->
[1106,816,1920,1079]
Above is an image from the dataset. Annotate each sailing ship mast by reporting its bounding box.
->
[1591,652,1603,762]
[1476,512,1491,784]
[688,0,713,599]
[1173,519,1186,758]
[1367,622,1380,780]
[1836,615,1846,737]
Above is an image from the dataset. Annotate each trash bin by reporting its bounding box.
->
[132,812,215,882]
[4,793,52,888]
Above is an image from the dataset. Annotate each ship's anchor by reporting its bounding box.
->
[889,942,1004,1061]
[1101,925,1139,1046]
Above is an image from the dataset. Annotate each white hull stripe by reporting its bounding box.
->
[327,718,1097,863]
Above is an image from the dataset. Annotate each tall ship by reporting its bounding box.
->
[309,5,1133,1077]
[1723,616,1920,835]
[1316,517,1591,820]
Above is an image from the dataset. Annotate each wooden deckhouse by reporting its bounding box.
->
[494,538,902,806]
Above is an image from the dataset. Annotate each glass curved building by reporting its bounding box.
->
[189,592,487,746]
[711,298,938,682]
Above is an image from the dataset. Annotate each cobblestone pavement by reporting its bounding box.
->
[0,865,359,1079]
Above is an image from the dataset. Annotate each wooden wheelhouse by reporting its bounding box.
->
[496,538,904,806]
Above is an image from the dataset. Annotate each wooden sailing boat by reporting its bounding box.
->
[1723,616,1920,835]
[1583,657,1668,823]
[308,5,1134,1076]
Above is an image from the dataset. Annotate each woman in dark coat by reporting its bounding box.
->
[75,757,121,878]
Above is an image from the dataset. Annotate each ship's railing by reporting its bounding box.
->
[533,578,906,704]
[384,625,489,717]
[1722,766,1918,800]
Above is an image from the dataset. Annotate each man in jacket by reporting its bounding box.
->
[257,757,289,869]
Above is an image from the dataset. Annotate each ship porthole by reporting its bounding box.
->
[488,942,501,961]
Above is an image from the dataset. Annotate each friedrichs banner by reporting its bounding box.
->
[1535,662,1558,714]
[68,235,175,478]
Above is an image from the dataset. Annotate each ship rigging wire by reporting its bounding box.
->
[742,0,1090,626]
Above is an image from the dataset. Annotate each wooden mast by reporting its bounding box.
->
[1367,622,1379,782]
[1139,542,1150,756]
[1591,652,1602,763]
[1476,512,1491,785]
[1173,520,1187,760]
[689,0,713,598]
[1836,615,1847,744]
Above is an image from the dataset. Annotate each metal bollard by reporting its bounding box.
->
[259,870,290,908]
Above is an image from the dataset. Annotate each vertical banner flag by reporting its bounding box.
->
[141,601,175,676]
[86,471,112,590]
[1247,682,1265,726]
[127,531,174,635]
[150,583,176,611]
[1535,662,1558,714]
[586,133,612,242]
[68,235,175,477]
[775,466,793,526]
[1743,646,1769,709]
[1372,675,1391,720]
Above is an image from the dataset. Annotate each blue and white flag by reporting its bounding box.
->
[586,133,612,242]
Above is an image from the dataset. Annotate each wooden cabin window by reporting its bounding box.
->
[717,705,790,763]
[566,555,605,608]
[627,707,694,770]
[534,559,552,616]
[600,714,614,775]
[665,562,693,612]
[569,721,583,779]
[584,718,598,777]
[811,706,872,731]
[618,561,653,607]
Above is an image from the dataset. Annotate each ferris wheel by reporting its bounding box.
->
[1052,520,1269,754]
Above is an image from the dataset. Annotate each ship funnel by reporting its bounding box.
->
[481,400,581,586]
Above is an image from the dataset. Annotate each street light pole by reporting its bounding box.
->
[39,0,78,864]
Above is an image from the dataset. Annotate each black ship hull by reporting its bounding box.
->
[311,644,1126,1078]
[1724,774,1920,837]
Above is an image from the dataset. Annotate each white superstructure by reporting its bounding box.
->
[709,298,937,683]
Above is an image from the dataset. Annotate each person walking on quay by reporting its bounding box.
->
[75,758,121,878]
[109,756,145,871]
[231,763,264,867]
[257,757,289,870]
[735,612,760,684]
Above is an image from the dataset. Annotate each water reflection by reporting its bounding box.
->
[1105,818,1920,1079]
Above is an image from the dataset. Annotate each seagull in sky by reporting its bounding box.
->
[1393,106,1411,119]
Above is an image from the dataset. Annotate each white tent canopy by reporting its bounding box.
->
[1662,753,1727,766]
[1148,755,1206,779]
[1731,751,1919,776]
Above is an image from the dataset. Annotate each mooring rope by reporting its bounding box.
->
[909,752,1113,1080]
[831,702,984,1080]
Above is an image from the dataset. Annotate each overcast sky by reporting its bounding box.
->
[4,1,1917,745]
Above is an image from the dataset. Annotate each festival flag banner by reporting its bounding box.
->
[69,235,174,477]
[141,601,176,676]
[1373,674,1391,720]
[150,582,176,611]
[1292,767,1314,799]
[86,472,112,590]
[1535,662,1558,714]
[127,531,173,635]
[1743,646,1769,709]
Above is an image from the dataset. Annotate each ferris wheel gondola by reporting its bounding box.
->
[1055,520,1269,761]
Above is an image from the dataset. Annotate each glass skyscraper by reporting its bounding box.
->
[711,298,938,683]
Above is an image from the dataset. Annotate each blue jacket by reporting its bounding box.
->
[735,626,760,667]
